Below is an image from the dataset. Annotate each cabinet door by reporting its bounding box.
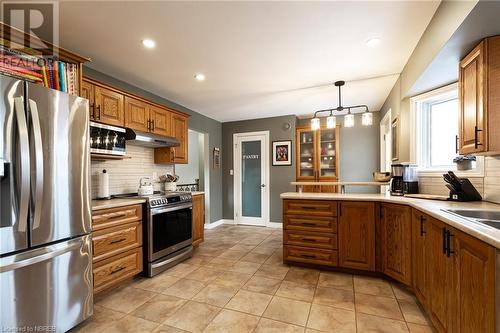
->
[296,128,316,180]
[151,106,171,137]
[459,41,485,154]
[125,96,150,132]
[411,209,429,306]
[454,229,495,333]
[338,201,375,270]
[380,203,412,285]
[81,80,94,119]
[171,114,188,163]
[94,85,125,127]
[428,217,455,333]
[317,126,339,180]
[192,194,205,247]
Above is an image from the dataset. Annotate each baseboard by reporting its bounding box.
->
[266,221,282,228]
[205,219,282,229]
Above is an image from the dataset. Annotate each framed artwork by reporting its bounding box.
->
[391,117,399,161]
[213,147,220,168]
[272,140,292,166]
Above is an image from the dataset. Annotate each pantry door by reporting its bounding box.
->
[233,131,270,226]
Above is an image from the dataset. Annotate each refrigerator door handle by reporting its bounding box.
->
[28,99,44,229]
[14,97,30,233]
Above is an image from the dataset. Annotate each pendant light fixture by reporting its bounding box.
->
[310,80,373,130]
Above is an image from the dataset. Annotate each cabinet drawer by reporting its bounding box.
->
[284,230,337,250]
[284,245,338,266]
[284,215,337,233]
[93,247,142,294]
[92,222,142,262]
[92,204,142,230]
[284,200,337,216]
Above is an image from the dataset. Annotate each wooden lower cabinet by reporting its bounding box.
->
[284,245,338,266]
[412,209,430,306]
[380,203,412,285]
[192,194,205,247]
[338,201,376,271]
[93,247,142,294]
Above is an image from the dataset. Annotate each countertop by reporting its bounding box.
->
[189,191,205,196]
[92,198,146,211]
[280,192,500,249]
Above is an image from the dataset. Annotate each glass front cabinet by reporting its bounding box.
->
[296,125,340,192]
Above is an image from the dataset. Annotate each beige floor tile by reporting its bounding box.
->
[217,249,247,261]
[276,281,316,302]
[242,275,282,295]
[260,238,283,248]
[103,315,160,333]
[131,294,187,323]
[163,263,199,278]
[355,293,404,320]
[307,303,356,333]
[225,289,272,316]
[212,271,253,288]
[356,313,408,333]
[255,264,290,280]
[204,258,237,270]
[399,299,431,325]
[192,283,239,307]
[354,276,395,298]
[96,286,157,314]
[240,236,267,245]
[133,275,181,294]
[184,255,213,267]
[163,279,206,299]
[203,309,260,333]
[254,318,305,333]
[163,301,220,333]
[187,268,223,283]
[284,267,320,286]
[313,286,354,311]
[252,246,278,255]
[263,296,311,326]
[264,252,284,266]
[230,244,256,252]
[241,251,271,264]
[391,283,415,301]
[153,325,189,333]
[227,261,262,274]
[318,272,353,291]
[305,329,323,333]
[407,323,435,333]
[70,305,125,333]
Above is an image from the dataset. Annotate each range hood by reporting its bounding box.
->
[125,128,180,148]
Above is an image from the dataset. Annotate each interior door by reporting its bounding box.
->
[234,132,269,226]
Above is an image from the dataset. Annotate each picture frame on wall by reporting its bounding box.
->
[272,140,292,166]
[391,117,399,161]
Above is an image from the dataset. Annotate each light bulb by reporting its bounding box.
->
[344,113,355,128]
[362,112,373,126]
[326,115,336,128]
[311,117,320,130]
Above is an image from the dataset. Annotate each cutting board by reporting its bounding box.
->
[404,194,449,201]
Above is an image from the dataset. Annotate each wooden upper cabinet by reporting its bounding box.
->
[192,194,205,247]
[380,203,412,285]
[338,201,375,271]
[171,113,188,164]
[125,96,150,132]
[151,106,171,137]
[81,80,95,120]
[94,85,125,127]
[459,36,500,155]
[411,209,430,307]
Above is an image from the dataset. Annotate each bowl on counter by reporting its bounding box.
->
[373,171,391,182]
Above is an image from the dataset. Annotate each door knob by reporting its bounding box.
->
[261,184,266,188]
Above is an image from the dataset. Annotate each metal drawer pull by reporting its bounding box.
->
[300,222,316,226]
[301,238,318,242]
[300,206,316,210]
[300,254,316,259]
[109,237,127,244]
[110,266,126,274]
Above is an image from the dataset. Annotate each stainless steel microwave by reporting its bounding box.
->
[90,121,126,156]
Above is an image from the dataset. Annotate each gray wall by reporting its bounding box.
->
[84,67,223,223]
[297,114,380,193]
[222,115,297,223]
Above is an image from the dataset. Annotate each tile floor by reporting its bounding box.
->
[71,225,435,333]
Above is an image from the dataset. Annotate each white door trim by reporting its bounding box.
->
[233,131,270,226]
[380,109,392,194]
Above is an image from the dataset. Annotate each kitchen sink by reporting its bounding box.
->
[444,209,500,230]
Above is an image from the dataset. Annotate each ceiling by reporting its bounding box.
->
[59,1,440,122]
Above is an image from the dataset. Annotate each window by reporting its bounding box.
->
[410,83,483,175]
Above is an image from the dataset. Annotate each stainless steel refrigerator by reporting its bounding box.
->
[0,75,93,332]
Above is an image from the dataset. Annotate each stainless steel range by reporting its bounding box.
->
[115,191,194,277]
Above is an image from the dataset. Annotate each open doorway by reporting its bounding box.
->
[380,109,392,194]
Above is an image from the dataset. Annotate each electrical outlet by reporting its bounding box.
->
[230,169,234,176]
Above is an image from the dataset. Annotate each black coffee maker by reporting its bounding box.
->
[390,164,419,196]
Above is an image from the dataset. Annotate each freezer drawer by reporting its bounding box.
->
[0,235,93,332]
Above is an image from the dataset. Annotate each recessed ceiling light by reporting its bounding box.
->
[366,37,381,47]
[194,73,206,81]
[142,39,156,49]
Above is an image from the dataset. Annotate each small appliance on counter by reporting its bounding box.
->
[443,171,482,201]
[390,164,419,196]
[138,177,154,196]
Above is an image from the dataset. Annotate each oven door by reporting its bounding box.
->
[149,203,193,261]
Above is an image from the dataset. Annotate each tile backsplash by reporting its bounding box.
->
[91,144,173,198]
[418,156,500,204]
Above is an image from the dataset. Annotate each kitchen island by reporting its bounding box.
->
[280,192,499,333]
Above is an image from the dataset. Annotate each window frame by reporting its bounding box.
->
[409,83,484,177]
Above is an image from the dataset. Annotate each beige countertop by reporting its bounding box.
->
[280,192,500,249]
[92,198,146,211]
[189,191,205,196]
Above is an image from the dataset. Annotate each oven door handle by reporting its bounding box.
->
[151,203,193,215]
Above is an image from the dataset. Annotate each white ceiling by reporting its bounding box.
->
[59,1,440,122]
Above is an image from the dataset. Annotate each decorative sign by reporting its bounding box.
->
[243,154,260,159]
[272,140,292,166]
[213,147,220,169]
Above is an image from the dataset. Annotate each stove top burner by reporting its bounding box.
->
[112,191,192,208]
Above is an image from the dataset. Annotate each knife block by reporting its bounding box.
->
[448,178,482,202]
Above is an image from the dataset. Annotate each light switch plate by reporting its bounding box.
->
[230,169,234,175]
[0,159,4,177]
